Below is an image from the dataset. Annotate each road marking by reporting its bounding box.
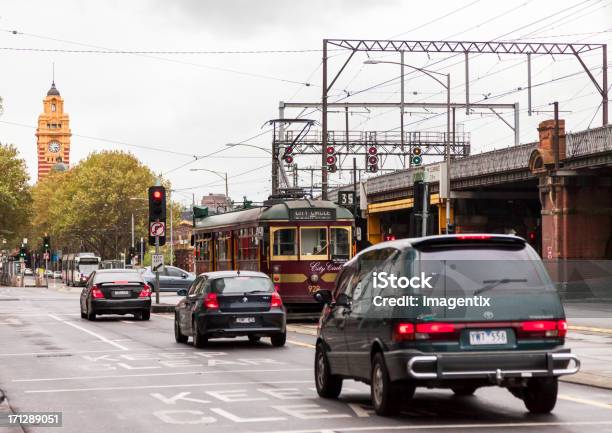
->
[559,394,612,410]
[264,421,612,433]
[569,325,612,335]
[48,314,129,351]
[14,368,310,382]
[0,347,188,358]
[288,340,316,349]
[120,320,135,324]
[152,313,173,319]
[25,379,312,394]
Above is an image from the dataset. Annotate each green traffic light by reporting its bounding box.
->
[411,155,422,165]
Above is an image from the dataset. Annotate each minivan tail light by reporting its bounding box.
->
[520,320,566,338]
[139,284,151,298]
[393,323,415,341]
[270,292,283,308]
[415,322,456,339]
[204,293,219,309]
[91,285,104,299]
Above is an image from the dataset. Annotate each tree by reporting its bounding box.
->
[31,150,171,260]
[0,143,32,247]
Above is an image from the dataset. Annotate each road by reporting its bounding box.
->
[1,285,612,433]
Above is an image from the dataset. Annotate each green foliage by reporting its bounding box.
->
[0,143,32,247]
[31,150,180,260]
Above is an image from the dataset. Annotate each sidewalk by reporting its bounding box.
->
[287,322,612,391]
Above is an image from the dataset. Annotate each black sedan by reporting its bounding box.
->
[174,271,286,347]
[80,269,152,321]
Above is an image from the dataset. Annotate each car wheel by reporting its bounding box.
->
[523,378,558,414]
[452,386,477,396]
[86,307,96,321]
[80,310,86,319]
[141,311,151,321]
[174,316,188,343]
[314,343,343,398]
[248,335,261,343]
[192,319,207,348]
[371,352,401,416]
[270,331,286,347]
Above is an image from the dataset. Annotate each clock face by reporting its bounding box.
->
[48,141,61,153]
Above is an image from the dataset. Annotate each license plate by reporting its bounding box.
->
[469,330,508,345]
[113,290,130,297]
[236,317,256,324]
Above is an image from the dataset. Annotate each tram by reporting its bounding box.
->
[61,252,101,286]
[192,199,354,308]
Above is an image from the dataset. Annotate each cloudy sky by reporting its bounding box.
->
[0,0,610,205]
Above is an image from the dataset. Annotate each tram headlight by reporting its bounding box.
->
[310,274,319,283]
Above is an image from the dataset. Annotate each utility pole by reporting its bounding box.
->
[553,101,560,170]
[445,73,451,233]
[321,39,329,200]
[169,189,173,267]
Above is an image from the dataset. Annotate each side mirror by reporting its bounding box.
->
[335,293,352,308]
[313,289,332,305]
[177,288,188,296]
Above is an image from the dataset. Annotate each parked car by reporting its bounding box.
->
[80,269,151,321]
[140,265,195,292]
[174,270,286,347]
[53,271,62,279]
[24,268,33,276]
[313,234,580,416]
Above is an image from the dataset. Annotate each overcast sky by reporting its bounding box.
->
[1,0,610,205]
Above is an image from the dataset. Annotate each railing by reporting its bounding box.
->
[567,125,612,157]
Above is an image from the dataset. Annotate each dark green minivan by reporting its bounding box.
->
[313,234,580,416]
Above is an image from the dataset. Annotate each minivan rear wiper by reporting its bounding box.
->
[474,278,527,295]
[244,290,271,294]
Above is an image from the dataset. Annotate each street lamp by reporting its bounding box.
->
[364,59,452,233]
[189,168,229,201]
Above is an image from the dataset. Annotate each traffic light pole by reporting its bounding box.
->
[155,235,160,305]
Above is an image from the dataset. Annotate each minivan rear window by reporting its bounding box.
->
[389,247,564,321]
[95,272,143,284]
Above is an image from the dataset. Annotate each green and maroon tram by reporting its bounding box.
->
[192,199,354,306]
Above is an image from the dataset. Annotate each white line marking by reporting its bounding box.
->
[25,379,312,394]
[120,320,135,324]
[263,421,612,433]
[48,314,128,351]
[0,347,187,358]
[14,368,310,382]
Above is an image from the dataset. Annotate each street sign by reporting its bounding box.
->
[338,191,356,207]
[152,254,164,272]
[149,221,166,237]
[424,163,442,183]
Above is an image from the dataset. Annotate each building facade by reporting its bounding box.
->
[36,82,71,180]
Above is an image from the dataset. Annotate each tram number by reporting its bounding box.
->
[308,285,321,294]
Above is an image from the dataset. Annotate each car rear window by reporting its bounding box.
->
[386,246,564,321]
[94,272,143,284]
[210,276,273,294]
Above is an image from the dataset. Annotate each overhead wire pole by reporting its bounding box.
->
[322,39,328,200]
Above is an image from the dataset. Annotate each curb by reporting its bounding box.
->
[560,372,612,391]
[151,303,175,313]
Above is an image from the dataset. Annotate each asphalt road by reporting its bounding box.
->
[1,286,612,433]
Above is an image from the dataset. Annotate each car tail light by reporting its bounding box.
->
[204,293,219,309]
[139,284,151,298]
[91,285,104,299]
[456,235,492,240]
[415,322,456,339]
[393,323,415,341]
[519,320,566,338]
[270,292,283,308]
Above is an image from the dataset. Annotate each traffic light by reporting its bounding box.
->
[43,235,50,252]
[148,186,166,246]
[19,245,26,259]
[367,146,378,172]
[326,146,337,173]
[411,147,422,166]
[413,181,424,214]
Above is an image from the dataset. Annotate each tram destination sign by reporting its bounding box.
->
[290,208,336,221]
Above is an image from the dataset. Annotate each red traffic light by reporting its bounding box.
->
[368,146,377,155]
[368,155,378,165]
[152,190,163,201]
[326,146,335,155]
[326,155,337,165]
[284,155,294,164]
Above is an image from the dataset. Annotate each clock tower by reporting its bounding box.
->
[36,82,71,180]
